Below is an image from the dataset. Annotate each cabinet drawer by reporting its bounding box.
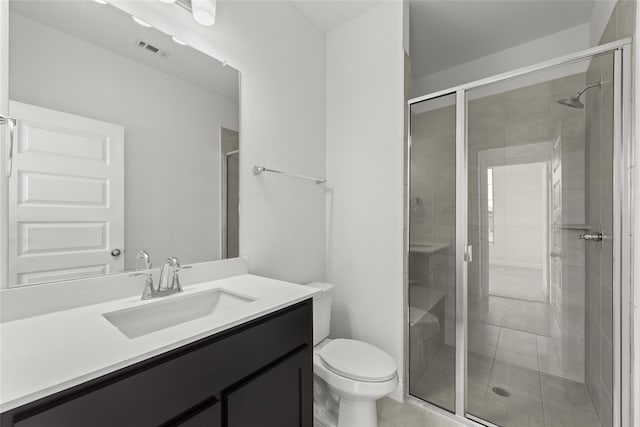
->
[225,348,312,427]
[9,301,312,427]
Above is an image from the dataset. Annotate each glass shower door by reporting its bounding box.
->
[465,52,615,427]
[408,93,457,412]
[407,42,628,427]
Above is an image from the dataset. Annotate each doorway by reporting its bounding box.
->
[478,143,552,304]
[220,127,239,259]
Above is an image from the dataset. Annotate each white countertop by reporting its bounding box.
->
[0,274,319,412]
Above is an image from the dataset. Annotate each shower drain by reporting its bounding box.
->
[492,387,510,397]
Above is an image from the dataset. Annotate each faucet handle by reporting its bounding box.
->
[130,271,156,300]
[167,258,192,291]
[166,257,194,272]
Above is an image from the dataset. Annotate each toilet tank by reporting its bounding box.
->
[306,282,333,346]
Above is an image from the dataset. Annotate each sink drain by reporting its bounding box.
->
[492,387,510,397]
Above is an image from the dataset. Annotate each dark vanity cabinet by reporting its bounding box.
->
[1,300,313,427]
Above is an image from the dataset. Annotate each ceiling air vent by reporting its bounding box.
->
[136,40,170,58]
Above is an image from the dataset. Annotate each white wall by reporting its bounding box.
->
[102,1,327,284]
[589,0,618,45]
[9,12,238,270]
[489,163,546,269]
[325,1,405,399]
[411,23,590,96]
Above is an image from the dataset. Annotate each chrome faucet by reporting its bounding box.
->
[157,256,188,295]
[129,252,191,300]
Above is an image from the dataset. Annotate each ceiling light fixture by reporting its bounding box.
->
[171,36,187,46]
[159,0,177,3]
[132,16,153,28]
[93,0,107,4]
[192,0,216,26]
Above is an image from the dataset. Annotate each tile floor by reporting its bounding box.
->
[468,322,584,382]
[401,266,599,426]
[407,332,598,427]
[406,276,595,426]
[469,301,584,382]
[377,396,462,427]
[408,343,599,426]
[471,295,554,337]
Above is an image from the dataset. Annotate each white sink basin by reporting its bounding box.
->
[103,289,255,339]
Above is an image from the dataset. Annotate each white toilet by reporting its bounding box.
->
[308,282,398,427]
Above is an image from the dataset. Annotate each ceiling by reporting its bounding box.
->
[10,0,239,101]
[410,0,597,78]
[290,0,597,81]
[290,0,382,31]
[12,0,600,97]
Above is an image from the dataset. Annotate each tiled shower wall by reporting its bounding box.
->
[409,71,589,353]
[410,104,456,347]
[467,74,588,358]
[584,2,636,426]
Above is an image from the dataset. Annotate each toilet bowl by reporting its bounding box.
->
[307,282,398,427]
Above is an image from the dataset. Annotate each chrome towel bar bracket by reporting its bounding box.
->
[252,165,326,184]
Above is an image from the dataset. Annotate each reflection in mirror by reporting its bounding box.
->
[5,0,240,287]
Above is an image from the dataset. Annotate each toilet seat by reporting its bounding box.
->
[318,339,396,382]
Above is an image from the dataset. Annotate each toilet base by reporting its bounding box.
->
[337,398,378,427]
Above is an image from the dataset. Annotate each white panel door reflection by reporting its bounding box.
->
[8,101,124,286]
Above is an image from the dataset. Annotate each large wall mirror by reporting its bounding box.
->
[3,0,240,288]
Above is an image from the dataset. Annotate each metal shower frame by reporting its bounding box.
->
[405,37,633,427]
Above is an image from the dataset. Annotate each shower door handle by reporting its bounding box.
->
[578,232,603,242]
[464,245,473,263]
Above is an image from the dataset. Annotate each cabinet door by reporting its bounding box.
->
[172,400,221,427]
[224,348,312,427]
[3,301,312,427]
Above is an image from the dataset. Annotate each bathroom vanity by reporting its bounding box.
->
[0,1,318,426]
[0,273,318,427]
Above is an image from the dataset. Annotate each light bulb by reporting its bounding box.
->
[132,16,153,28]
[192,0,216,26]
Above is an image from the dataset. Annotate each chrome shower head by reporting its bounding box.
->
[558,95,584,109]
[557,81,602,109]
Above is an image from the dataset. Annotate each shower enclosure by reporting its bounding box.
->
[406,39,632,427]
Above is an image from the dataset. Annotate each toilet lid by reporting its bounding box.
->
[318,339,397,382]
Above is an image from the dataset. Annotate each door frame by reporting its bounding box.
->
[220,127,239,259]
[476,142,553,303]
[1,0,9,288]
[405,38,633,427]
